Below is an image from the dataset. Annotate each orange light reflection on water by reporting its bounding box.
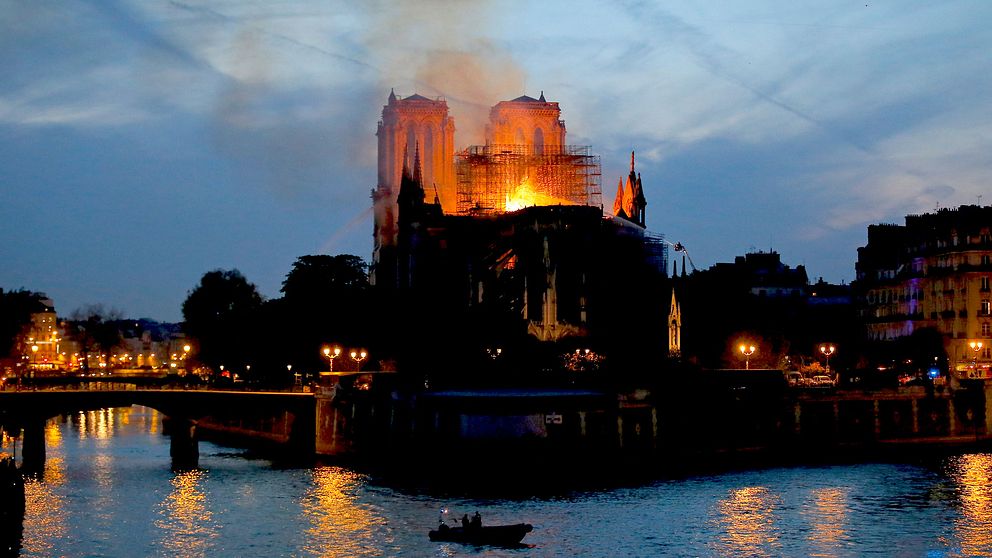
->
[21,451,68,555]
[300,466,386,557]
[714,486,781,557]
[948,453,992,556]
[155,469,218,558]
[805,487,848,557]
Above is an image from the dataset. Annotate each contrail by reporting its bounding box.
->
[318,206,373,255]
[166,0,488,109]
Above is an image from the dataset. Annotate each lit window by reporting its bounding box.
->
[983,300,992,315]
[983,322,991,336]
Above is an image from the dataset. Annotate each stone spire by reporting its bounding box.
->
[397,143,425,210]
[412,142,423,186]
[623,174,635,218]
[613,179,626,217]
[633,172,647,226]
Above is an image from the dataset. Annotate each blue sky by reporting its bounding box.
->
[2,0,990,322]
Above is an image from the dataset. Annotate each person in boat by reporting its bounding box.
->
[461,514,469,529]
[471,512,482,530]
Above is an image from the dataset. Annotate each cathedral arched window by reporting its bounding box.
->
[406,127,417,161]
[424,126,434,183]
[514,127,526,146]
[534,127,544,155]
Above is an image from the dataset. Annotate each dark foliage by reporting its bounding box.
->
[66,304,125,373]
[181,269,264,371]
[0,289,46,359]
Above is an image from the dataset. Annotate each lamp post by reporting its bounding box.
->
[351,350,367,372]
[30,344,38,379]
[970,341,984,377]
[819,344,836,374]
[322,346,342,372]
[739,344,756,370]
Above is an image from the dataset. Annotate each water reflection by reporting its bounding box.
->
[713,486,782,557]
[155,470,218,558]
[75,409,116,442]
[947,453,992,556]
[44,421,62,448]
[21,454,67,555]
[300,466,386,557]
[805,487,849,557]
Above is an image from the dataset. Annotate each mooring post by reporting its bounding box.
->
[985,383,992,438]
[169,418,198,470]
[20,417,46,475]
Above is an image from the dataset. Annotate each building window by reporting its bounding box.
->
[984,255,991,266]
[983,322,991,336]
[982,277,990,291]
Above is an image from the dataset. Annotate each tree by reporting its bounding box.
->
[68,304,125,373]
[182,269,264,371]
[0,288,45,359]
[271,255,372,375]
[281,255,368,299]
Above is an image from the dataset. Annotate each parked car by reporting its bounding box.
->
[811,375,835,387]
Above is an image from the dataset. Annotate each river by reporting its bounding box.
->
[2,406,991,557]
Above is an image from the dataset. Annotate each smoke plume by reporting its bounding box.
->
[363,0,528,147]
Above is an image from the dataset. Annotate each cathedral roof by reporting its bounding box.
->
[403,93,434,101]
[509,95,541,103]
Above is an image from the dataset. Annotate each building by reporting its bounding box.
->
[372,91,605,286]
[23,297,63,372]
[677,250,855,369]
[856,205,992,378]
[371,91,670,372]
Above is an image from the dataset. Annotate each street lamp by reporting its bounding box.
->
[819,344,836,374]
[322,346,342,372]
[739,344,756,370]
[30,344,39,379]
[351,350,367,372]
[970,341,984,376]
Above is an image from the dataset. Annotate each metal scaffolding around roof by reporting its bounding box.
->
[454,144,602,215]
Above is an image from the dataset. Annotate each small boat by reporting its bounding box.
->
[429,523,533,546]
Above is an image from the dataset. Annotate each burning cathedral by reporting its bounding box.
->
[370,91,669,368]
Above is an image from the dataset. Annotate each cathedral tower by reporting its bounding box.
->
[372,91,455,284]
[485,92,566,153]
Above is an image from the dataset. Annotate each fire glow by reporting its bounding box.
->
[504,177,572,212]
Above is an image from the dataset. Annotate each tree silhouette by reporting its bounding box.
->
[0,288,45,359]
[68,304,124,373]
[272,255,372,375]
[182,269,264,371]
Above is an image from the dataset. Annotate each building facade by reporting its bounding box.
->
[856,205,992,378]
[370,92,671,370]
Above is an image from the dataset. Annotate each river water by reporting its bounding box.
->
[2,406,992,557]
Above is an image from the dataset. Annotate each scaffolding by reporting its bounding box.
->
[455,144,602,215]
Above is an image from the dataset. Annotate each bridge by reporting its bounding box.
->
[0,387,315,471]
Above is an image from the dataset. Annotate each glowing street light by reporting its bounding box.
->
[970,341,984,374]
[322,346,342,372]
[351,350,368,372]
[819,344,836,374]
[739,343,756,370]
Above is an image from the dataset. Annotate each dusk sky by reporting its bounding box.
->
[2,1,991,322]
